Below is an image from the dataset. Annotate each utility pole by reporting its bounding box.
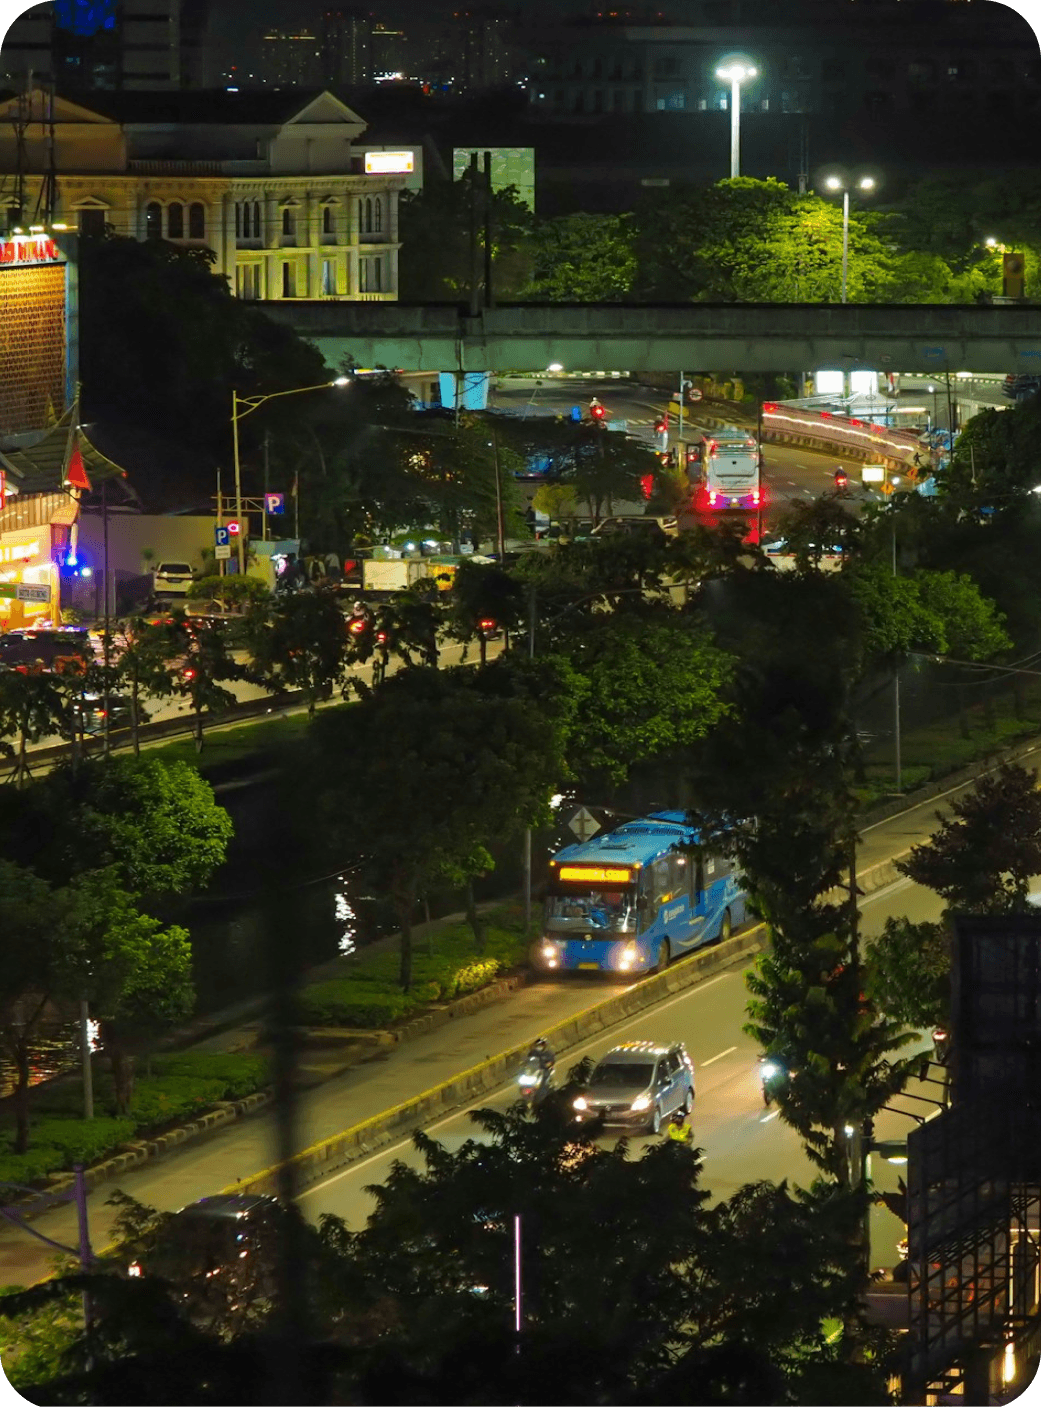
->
[101,476,110,760]
[756,401,764,541]
[892,513,902,792]
[483,150,494,310]
[216,469,225,577]
[231,391,245,575]
[677,370,685,448]
[492,425,506,561]
[262,429,270,542]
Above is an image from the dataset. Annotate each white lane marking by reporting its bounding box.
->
[701,1045,737,1066]
[759,1110,780,1123]
[303,970,737,1198]
[860,875,913,905]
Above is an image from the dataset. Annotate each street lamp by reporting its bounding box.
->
[715,60,757,179]
[823,173,875,303]
[230,377,349,575]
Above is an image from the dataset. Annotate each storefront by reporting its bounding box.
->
[0,520,64,629]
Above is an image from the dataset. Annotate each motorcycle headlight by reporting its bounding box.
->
[630,1093,652,1111]
[573,1096,588,1111]
[760,1061,782,1081]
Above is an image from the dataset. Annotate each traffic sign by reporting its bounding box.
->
[0,583,51,602]
[687,386,703,402]
[568,806,601,842]
[264,492,285,515]
[215,544,232,561]
[214,526,230,547]
[570,405,582,422]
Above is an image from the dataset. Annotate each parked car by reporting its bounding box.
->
[571,1040,696,1134]
[153,561,195,597]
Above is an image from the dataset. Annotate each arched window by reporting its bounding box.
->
[252,200,261,236]
[145,202,162,239]
[189,202,205,239]
[235,202,242,239]
[322,204,333,234]
[282,205,295,236]
[167,202,183,239]
[357,198,363,234]
[374,197,382,233]
[364,197,372,234]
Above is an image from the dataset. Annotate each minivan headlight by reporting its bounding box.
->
[573,1096,588,1111]
[630,1094,651,1112]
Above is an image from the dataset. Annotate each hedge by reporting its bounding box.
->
[294,906,530,1029]
[0,1053,272,1188]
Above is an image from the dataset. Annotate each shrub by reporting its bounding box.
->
[295,979,438,1028]
[0,1148,66,1185]
[446,958,501,998]
[27,1118,136,1165]
[127,1077,227,1128]
[148,1052,270,1097]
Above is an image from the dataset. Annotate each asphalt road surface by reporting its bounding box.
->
[6,750,1032,1287]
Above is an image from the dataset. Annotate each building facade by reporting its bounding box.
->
[0,88,403,303]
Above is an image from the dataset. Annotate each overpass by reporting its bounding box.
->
[264,301,1041,375]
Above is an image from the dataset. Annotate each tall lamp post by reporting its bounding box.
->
[715,60,757,179]
[231,377,350,575]
[823,173,875,303]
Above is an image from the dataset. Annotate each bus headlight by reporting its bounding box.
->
[540,940,562,968]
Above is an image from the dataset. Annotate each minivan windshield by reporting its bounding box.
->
[590,1062,654,1089]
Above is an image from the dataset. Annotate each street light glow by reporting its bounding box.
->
[332,376,350,386]
[986,236,998,247]
[716,62,756,82]
[824,175,842,190]
[858,176,876,191]
[547,362,564,372]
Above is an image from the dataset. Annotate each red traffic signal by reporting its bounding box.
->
[590,404,605,420]
[348,616,368,637]
[655,419,668,435]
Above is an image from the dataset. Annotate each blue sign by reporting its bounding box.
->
[265,492,286,516]
[214,525,230,547]
[570,405,582,422]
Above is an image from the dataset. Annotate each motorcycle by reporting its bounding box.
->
[517,1056,554,1108]
[758,1054,790,1107]
[833,468,849,489]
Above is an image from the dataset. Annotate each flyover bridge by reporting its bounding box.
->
[264,301,1041,375]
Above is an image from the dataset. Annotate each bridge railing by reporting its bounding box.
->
[762,402,929,469]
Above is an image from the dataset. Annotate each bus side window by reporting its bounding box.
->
[690,855,704,899]
[651,858,672,906]
[669,853,687,898]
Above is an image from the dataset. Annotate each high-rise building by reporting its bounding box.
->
[0,0,210,91]
[453,8,517,91]
[321,10,373,90]
[257,29,324,89]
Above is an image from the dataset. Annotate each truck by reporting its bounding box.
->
[692,429,762,512]
[361,557,459,596]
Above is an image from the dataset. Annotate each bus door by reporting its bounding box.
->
[640,851,696,952]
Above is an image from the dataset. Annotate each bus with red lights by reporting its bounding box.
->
[693,429,762,511]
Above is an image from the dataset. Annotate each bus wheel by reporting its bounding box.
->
[655,940,671,973]
[718,909,732,943]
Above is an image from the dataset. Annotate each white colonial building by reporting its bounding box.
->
[0,88,404,301]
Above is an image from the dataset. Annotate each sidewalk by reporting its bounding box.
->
[4,726,1039,1289]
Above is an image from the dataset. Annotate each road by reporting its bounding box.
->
[4,751,1030,1289]
[489,375,854,523]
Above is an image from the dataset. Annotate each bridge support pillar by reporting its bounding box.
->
[439,371,490,411]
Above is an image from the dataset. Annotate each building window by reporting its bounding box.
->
[167,202,183,239]
[78,207,106,238]
[236,264,261,299]
[189,202,205,239]
[282,260,296,297]
[322,259,336,295]
[145,201,162,239]
[359,256,382,293]
[322,204,333,234]
[356,198,363,234]
[612,88,626,111]
[632,88,643,112]
[281,205,297,238]
[364,197,372,234]
[373,197,382,233]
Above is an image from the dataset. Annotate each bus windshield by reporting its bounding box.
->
[544,889,638,934]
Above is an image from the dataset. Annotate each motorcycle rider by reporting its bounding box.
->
[834,467,848,488]
[666,1110,693,1145]
[528,1036,555,1076]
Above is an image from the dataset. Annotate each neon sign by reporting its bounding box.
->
[0,237,62,266]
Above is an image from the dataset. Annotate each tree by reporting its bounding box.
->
[773,493,863,570]
[865,917,950,1031]
[0,669,66,788]
[397,173,534,302]
[110,618,178,755]
[934,397,1041,509]
[0,862,73,1152]
[311,666,565,979]
[552,614,734,784]
[0,756,232,902]
[66,869,194,1112]
[447,561,525,664]
[522,213,637,301]
[164,612,242,751]
[247,587,350,719]
[745,932,921,1185]
[897,761,1041,912]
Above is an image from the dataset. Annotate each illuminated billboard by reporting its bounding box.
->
[0,235,74,439]
[364,150,415,174]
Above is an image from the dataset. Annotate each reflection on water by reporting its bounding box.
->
[335,879,358,958]
[0,1022,81,1101]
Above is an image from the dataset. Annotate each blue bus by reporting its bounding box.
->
[533,812,748,977]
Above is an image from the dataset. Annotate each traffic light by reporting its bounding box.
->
[590,403,605,421]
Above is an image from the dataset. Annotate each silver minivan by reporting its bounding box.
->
[572,1040,695,1134]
